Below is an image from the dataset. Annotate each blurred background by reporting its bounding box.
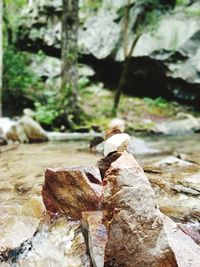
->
[0,0,200,135]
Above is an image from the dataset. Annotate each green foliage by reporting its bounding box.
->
[3,45,43,100]
[143,97,169,108]
[34,98,59,126]
[176,0,189,6]
[81,0,102,12]
[78,76,90,90]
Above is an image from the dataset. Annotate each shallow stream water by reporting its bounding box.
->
[0,134,200,266]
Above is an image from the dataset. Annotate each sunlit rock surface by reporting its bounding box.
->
[102,151,200,266]
[42,167,102,219]
[0,207,40,253]
[102,151,177,266]
[1,217,91,267]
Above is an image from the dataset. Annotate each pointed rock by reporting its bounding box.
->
[103,151,200,267]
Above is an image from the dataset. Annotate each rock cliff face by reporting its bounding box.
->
[17,0,200,105]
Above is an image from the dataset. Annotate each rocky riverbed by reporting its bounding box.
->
[0,134,200,266]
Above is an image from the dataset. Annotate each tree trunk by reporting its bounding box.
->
[113,33,141,113]
[112,4,145,115]
[0,0,3,117]
[61,0,80,125]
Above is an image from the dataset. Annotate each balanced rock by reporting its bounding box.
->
[102,151,200,267]
[103,133,130,157]
[42,167,102,219]
[82,211,107,267]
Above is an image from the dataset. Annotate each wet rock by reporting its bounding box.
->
[102,151,178,267]
[172,184,200,196]
[82,211,107,267]
[103,133,130,156]
[42,167,102,219]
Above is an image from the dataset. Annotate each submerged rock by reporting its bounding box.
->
[42,167,102,219]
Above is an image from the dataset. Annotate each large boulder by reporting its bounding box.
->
[42,166,102,219]
[102,151,200,267]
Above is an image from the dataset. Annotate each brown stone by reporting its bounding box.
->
[42,167,102,219]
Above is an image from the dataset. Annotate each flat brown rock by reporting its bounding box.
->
[42,167,102,219]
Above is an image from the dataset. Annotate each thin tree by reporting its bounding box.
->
[112,0,168,114]
[61,0,81,126]
[0,0,3,117]
[113,1,145,114]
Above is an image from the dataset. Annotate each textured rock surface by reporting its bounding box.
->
[0,206,40,254]
[103,151,177,267]
[102,151,200,267]
[82,211,107,267]
[42,167,102,219]
[163,215,200,267]
[144,155,200,221]
[1,217,91,267]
